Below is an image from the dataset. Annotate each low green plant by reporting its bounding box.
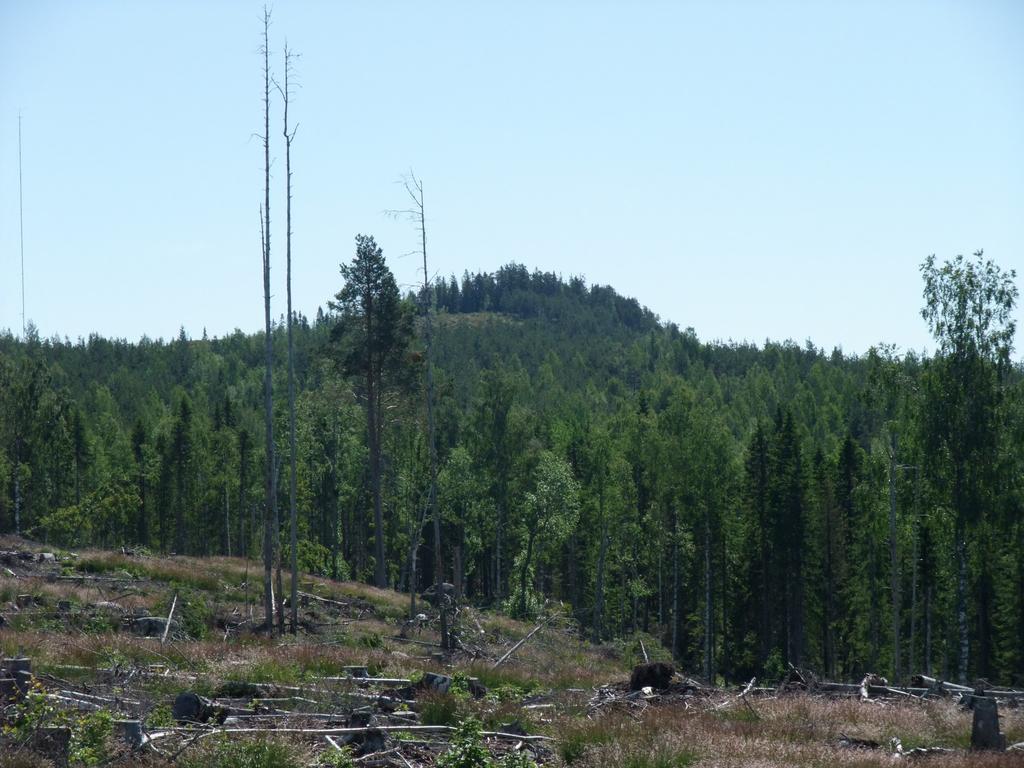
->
[82,612,119,634]
[498,752,537,767]
[2,682,59,742]
[319,745,355,767]
[164,587,212,639]
[145,704,175,729]
[69,709,114,766]
[356,632,383,649]
[437,718,492,768]
[763,647,785,684]
[450,671,472,699]
[180,737,303,768]
[420,693,462,726]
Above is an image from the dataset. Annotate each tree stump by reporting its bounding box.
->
[0,675,20,702]
[2,656,32,695]
[173,692,215,723]
[32,726,71,768]
[971,694,1006,751]
[418,672,452,693]
[343,711,387,756]
[114,719,145,749]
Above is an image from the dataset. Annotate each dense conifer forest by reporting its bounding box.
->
[1,254,1021,685]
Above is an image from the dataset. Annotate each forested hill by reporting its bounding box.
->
[1,256,1022,688]
[431,264,660,334]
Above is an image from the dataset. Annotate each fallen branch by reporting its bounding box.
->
[890,736,954,758]
[45,693,103,711]
[149,724,553,742]
[161,593,178,645]
[492,616,555,669]
[737,677,760,719]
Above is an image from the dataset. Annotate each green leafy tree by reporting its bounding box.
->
[919,250,1018,681]
[513,450,580,618]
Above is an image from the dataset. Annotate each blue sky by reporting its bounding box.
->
[1,0,1022,356]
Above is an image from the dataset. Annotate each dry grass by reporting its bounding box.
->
[554,695,1024,767]
[8,539,1022,766]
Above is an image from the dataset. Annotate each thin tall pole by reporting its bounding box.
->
[416,177,448,651]
[18,112,26,337]
[888,431,901,682]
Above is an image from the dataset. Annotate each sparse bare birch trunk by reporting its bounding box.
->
[390,173,448,649]
[259,6,277,633]
[281,44,299,635]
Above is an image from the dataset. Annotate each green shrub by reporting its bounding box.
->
[498,752,537,767]
[3,684,59,743]
[763,647,785,684]
[437,719,491,768]
[356,632,383,649]
[181,737,303,768]
[318,746,355,767]
[165,588,212,640]
[69,710,114,766]
[420,693,462,726]
[145,704,175,729]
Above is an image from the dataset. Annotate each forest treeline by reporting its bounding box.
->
[0,254,1021,687]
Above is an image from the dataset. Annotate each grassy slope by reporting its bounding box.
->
[1,538,1021,768]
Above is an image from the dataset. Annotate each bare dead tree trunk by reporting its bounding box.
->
[888,431,901,681]
[593,479,607,643]
[368,322,386,589]
[392,173,448,649]
[13,463,21,536]
[259,6,277,633]
[704,503,713,681]
[408,513,419,619]
[495,502,503,599]
[956,526,969,683]
[671,507,680,661]
[824,498,835,678]
[281,44,299,635]
[908,465,920,676]
[223,482,230,557]
[925,581,933,675]
[12,430,22,535]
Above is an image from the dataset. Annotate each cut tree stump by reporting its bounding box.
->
[32,726,71,768]
[418,672,452,694]
[173,691,220,724]
[971,694,1006,751]
[114,719,145,749]
[2,656,32,695]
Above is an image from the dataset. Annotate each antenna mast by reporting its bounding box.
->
[18,112,25,337]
